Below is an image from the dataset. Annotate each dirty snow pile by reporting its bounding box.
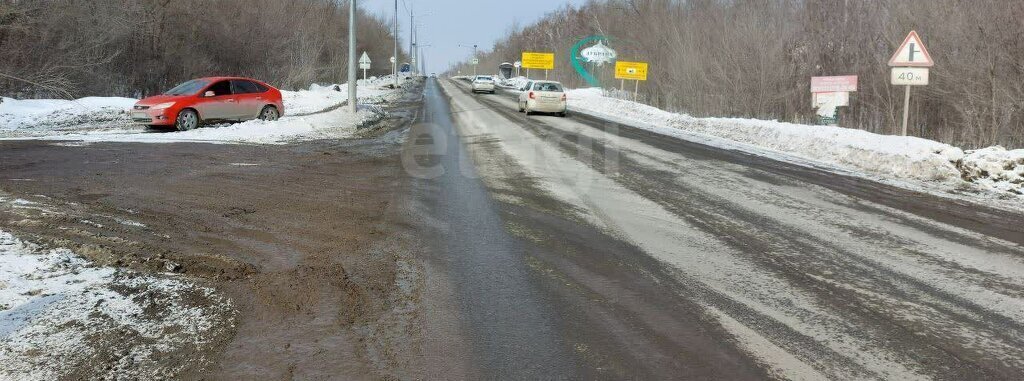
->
[0,230,235,380]
[0,97,137,137]
[960,146,1024,195]
[498,76,530,90]
[565,88,1024,198]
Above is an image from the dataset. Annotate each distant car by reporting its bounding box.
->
[471,75,496,94]
[131,77,285,131]
[518,80,567,117]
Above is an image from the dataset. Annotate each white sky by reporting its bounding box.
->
[361,0,587,72]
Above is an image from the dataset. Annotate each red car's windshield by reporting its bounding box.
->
[164,79,210,96]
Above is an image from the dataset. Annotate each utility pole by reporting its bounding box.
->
[412,23,418,74]
[393,0,398,87]
[409,11,415,74]
[347,0,357,113]
[473,44,478,76]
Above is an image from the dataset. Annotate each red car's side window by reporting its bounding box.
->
[232,80,263,94]
[205,81,232,97]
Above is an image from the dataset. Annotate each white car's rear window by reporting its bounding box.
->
[533,83,563,92]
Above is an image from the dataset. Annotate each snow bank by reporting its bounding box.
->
[24,105,379,145]
[0,77,411,143]
[0,230,234,379]
[567,88,966,183]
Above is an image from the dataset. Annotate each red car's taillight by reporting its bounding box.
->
[528,92,535,99]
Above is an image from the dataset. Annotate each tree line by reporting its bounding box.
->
[461,0,1024,149]
[0,0,407,99]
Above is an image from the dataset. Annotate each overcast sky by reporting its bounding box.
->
[361,0,586,73]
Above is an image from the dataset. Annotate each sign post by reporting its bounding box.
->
[888,31,934,136]
[521,52,555,80]
[615,61,648,102]
[514,61,521,77]
[470,58,479,76]
[389,56,396,83]
[359,52,372,81]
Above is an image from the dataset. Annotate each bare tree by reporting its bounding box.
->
[468,0,1024,148]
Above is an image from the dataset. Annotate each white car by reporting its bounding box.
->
[518,80,567,117]
[471,75,496,94]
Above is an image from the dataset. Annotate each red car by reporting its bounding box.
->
[131,77,285,131]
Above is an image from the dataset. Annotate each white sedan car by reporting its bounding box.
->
[518,80,567,117]
[471,75,496,94]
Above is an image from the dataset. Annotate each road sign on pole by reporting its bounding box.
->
[615,61,649,81]
[890,67,929,86]
[888,31,934,67]
[615,61,649,101]
[514,61,521,77]
[359,52,372,80]
[889,31,934,136]
[521,52,555,70]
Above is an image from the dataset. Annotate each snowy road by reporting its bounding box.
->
[432,78,1024,379]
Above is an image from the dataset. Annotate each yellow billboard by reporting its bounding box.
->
[615,61,649,81]
[521,52,555,70]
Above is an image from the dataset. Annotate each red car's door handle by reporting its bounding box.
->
[226,99,236,102]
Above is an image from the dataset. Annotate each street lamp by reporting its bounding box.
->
[458,44,479,76]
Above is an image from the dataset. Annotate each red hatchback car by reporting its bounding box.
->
[131,77,285,131]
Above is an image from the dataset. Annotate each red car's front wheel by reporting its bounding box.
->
[176,109,199,131]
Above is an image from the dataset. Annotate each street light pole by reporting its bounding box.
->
[393,0,398,87]
[409,12,414,74]
[413,23,419,74]
[348,0,357,113]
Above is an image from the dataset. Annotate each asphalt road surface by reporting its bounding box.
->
[1,78,1023,380]
[424,77,1024,380]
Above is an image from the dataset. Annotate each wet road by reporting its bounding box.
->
[413,76,580,377]
[423,78,1024,380]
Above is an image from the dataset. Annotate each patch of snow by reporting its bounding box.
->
[0,230,234,379]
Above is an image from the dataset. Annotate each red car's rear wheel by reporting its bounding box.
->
[259,106,280,121]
